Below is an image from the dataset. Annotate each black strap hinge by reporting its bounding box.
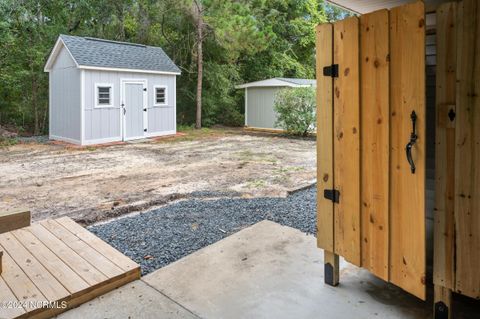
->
[323,64,339,78]
[324,189,340,203]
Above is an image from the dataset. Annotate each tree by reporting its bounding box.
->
[191,0,204,129]
[0,0,346,135]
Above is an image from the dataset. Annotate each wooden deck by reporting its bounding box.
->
[0,217,141,319]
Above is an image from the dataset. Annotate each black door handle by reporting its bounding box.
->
[405,111,417,174]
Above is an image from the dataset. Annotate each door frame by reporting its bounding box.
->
[120,78,148,141]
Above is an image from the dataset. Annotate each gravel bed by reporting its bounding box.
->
[17,135,49,144]
[89,185,316,275]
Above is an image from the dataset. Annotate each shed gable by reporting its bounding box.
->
[51,45,77,70]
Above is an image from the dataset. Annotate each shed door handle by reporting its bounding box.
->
[405,111,417,174]
[123,108,126,115]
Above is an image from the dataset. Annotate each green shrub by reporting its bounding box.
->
[274,87,316,136]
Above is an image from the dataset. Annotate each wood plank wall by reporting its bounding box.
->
[453,0,480,299]
[389,2,426,300]
[360,9,390,281]
[316,1,428,300]
[434,0,480,300]
[332,17,361,266]
[316,24,335,253]
[434,1,456,292]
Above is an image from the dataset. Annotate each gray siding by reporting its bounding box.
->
[49,47,81,143]
[83,70,176,142]
[246,87,282,129]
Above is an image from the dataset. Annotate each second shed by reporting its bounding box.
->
[236,78,316,131]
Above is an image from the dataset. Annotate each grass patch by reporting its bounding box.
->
[275,166,305,174]
[162,126,230,144]
[0,137,18,147]
[177,124,195,132]
[247,179,267,188]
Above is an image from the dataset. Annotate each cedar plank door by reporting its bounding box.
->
[316,1,426,300]
[434,0,480,300]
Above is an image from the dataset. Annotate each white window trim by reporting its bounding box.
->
[153,85,168,106]
[95,83,114,108]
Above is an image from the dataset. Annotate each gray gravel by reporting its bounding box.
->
[89,185,316,275]
[17,135,50,144]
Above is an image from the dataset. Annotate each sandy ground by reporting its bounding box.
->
[0,129,316,224]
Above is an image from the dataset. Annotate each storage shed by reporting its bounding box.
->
[44,35,180,145]
[236,78,315,131]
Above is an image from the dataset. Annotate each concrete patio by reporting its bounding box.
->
[58,221,478,319]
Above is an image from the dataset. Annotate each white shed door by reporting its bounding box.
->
[123,83,145,140]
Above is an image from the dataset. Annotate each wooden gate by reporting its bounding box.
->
[434,1,480,316]
[316,1,426,300]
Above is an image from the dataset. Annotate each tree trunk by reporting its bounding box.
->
[115,3,126,40]
[194,1,203,129]
[138,1,150,43]
[32,72,39,135]
[29,34,39,136]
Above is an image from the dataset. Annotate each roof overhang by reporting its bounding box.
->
[326,0,450,14]
[77,65,181,75]
[236,78,313,89]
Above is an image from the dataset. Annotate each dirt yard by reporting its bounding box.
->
[0,128,316,225]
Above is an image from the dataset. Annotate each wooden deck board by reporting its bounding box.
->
[0,277,26,319]
[55,217,138,272]
[28,223,107,286]
[0,232,69,302]
[0,217,141,319]
[40,219,124,279]
[0,246,48,313]
[11,228,90,294]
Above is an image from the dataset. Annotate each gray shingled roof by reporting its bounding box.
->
[276,78,316,86]
[60,34,180,74]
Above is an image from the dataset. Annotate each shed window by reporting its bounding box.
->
[95,83,113,108]
[154,86,168,106]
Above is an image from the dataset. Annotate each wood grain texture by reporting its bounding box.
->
[55,217,139,272]
[0,246,47,312]
[360,9,390,280]
[28,223,108,286]
[12,227,90,294]
[433,1,457,291]
[434,285,452,319]
[454,0,480,299]
[0,210,30,235]
[316,23,335,252]
[40,219,124,279]
[0,219,140,319]
[0,276,26,319]
[389,1,426,300]
[333,16,361,266]
[0,232,69,302]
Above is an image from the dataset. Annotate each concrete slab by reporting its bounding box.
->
[143,220,432,319]
[57,280,199,319]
